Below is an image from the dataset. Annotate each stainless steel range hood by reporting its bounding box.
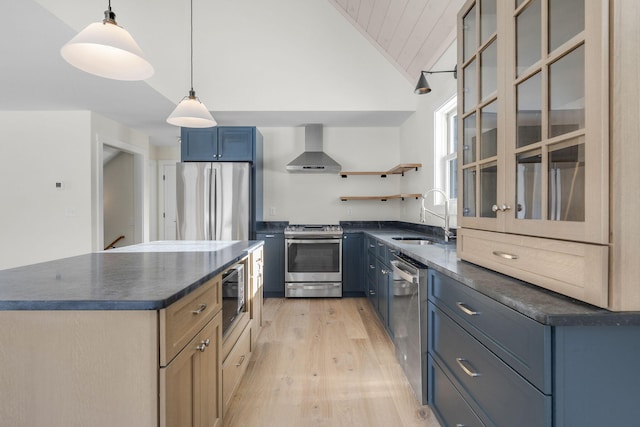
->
[286,124,342,173]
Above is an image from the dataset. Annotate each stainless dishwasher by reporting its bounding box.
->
[390,252,428,405]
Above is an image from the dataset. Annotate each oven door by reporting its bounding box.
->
[285,238,342,282]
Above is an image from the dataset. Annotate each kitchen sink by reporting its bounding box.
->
[391,237,436,245]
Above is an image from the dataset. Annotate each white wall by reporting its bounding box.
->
[0,111,151,270]
[399,42,458,228]
[0,111,93,269]
[259,126,405,224]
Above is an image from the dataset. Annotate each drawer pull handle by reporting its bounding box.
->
[456,302,479,316]
[456,424,468,427]
[492,251,519,260]
[192,303,207,315]
[456,358,480,377]
[236,355,246,367]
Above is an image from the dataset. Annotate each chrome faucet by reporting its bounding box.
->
[421,189,453,242]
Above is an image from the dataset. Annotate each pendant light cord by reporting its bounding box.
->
[190,0,194,93]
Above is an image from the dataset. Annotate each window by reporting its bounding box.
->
[434,96,458,202]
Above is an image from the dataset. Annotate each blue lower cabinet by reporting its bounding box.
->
[257,233,284,297]
[427,269,640,426]
[342,233,364,296]
[429,303,551,427]
[428,355,486,427]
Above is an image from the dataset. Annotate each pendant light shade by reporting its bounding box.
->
[60,5,153,81]
[414,66,457,95]
[167,0,216,128]
[414,72,431,95]
[167,90,217,128]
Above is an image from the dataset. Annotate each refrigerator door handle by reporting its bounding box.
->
[209,165,220,240]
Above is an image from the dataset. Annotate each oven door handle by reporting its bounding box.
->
[286,239,342,245]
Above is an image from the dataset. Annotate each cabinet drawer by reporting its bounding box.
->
[222,323,252,414]
[457,228,608,308]
[429,270,550,393]
[429,303,551,427]
[428,355,486,427]
[160,277,222,366]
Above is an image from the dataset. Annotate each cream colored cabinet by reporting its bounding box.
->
[160,312,222,427]
[457,0,614,308]
[160,276,223,427]
[249,247,264,347]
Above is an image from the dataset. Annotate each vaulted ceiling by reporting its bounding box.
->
[1,0,459,146]
[329,0,463,81]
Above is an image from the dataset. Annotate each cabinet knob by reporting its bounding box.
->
[196,338,210,352]
[491,204,512,213]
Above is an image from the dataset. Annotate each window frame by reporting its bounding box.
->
[434,95,459,205]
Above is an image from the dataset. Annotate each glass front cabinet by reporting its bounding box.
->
[456,0,612,308]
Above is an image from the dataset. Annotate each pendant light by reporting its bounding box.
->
[167,0,216,128]
[60,1,154,81]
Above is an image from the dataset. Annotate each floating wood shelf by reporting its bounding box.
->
[339,163,422,178]
[340,194,421,202]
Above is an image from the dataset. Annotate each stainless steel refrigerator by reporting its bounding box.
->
[176,162,251,240]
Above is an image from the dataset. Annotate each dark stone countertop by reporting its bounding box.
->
[0,240,263,311]
[357,227,640,327]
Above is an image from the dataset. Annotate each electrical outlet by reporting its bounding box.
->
[269,207,276,216]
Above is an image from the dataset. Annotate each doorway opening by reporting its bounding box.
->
[94,137,147,251]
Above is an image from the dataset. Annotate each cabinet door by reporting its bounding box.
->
[458,0,506,232]
[342,233,364,296]
[503,0,608,244]
[257,233,284,297]
[160,312,222,427]
[458,0,608,245]
[217,127,255,161]
[181,128,218,161]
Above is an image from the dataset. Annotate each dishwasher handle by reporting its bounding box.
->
[390,259,418,284]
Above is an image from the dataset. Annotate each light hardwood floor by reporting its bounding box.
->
[222,298,441,427]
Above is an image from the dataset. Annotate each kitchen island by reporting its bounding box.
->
[0,240,264,427]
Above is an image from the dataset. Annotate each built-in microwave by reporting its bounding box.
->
[222,262,245,336]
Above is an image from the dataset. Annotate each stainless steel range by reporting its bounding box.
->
[284,224,343,297]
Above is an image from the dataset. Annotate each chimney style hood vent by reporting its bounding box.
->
[286,124,342,173]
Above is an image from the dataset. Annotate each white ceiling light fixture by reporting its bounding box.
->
[60,1,154,81]
[167,0,216,128]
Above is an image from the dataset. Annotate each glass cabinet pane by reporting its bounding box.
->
[464,60,478,113]
[517,72,542,148]
[549,45,585,138]
[516,0,541,76]
[481,40,497,100]
[480,0,497,43]
[463,168,477,217]
[549,0,584,52]
[480,101,498,159]
[480,162,498,217]
[516,151,542,219]
[463,113,477,165]
[449,158,458,199]
[549,141,585,221]
[464,5,477,62]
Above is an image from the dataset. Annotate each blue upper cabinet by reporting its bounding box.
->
[181,126,256,162]
[217,127,255,161]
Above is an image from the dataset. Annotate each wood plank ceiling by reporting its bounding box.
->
[329,0,464,83]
